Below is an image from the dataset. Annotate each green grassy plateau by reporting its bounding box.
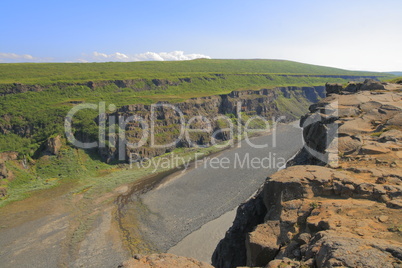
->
[0,59,387,84]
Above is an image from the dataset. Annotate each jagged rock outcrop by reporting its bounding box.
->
[119,253,213,268]
[0,152,17,198]
[212,192,267,267]
[45,135,62,155]
[325,79,390,97]
[244,165,402,267]
[292,80,402,166]
[212,82,402,268]
[0,83,44,96]
[0,160,9,198]
[325,83,343,95]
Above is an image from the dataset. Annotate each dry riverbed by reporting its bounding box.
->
[118,122,303,263]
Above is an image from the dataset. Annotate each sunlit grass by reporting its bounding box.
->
[0,59,388,85]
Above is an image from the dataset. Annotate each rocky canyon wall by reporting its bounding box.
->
[98,86,325,163]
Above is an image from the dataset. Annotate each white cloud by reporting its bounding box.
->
[0,52,36,61]
[0,52,52,63]
[81,51,211,62]
[92,52,108,58]
[0,51,210,63]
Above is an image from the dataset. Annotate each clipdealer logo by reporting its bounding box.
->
[64,101,286,162]
[129,152,287,173]
[63,99,338,171]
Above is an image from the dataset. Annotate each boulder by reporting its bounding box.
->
[379,129,402,143]
[338,135,362,155]
[344,82,362,93]
[46,135,62,155]
[360,79,386,91]
[325,83,343,96]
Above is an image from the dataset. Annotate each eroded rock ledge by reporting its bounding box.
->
[245,165,402,267]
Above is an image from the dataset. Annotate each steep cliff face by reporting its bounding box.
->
[99,86,325,163]
[0,79,161,96]
[212,81,402,268]
[0,74,377,97]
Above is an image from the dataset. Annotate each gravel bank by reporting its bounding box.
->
[130,122,304,258]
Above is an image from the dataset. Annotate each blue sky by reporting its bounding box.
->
[1,0,401,71]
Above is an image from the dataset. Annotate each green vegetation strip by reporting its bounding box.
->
[0,59,388,85]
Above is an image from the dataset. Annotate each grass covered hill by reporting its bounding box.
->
[0,59,388,85]
[389,76,402,84]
